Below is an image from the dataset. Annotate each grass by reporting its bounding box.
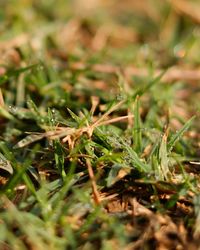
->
[0,0,200,249]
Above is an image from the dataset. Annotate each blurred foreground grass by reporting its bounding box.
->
[0,0,200,249]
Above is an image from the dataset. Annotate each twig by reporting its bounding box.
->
[169,0,200,25]
[0,88,4,107]
[86,159,101,205]
[0,34,28,51]
[91,64,200,83]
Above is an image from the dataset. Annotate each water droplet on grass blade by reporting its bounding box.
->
[8,105,18,115]
[40,118,45,123]
[116,94,124,101]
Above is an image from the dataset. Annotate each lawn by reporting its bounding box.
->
[0,0,200,249]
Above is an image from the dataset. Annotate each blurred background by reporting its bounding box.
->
[0,0,200,69]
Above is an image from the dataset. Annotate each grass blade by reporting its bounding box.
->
[0,152,13,175]
[134,96,142,153]
[132,71,165,98]
[168,116,195,152]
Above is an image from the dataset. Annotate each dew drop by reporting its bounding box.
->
[8,105,18,114]
[60,99,66,105]
[116,94,124,101]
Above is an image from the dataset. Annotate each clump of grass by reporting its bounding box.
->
[0,1,200,249]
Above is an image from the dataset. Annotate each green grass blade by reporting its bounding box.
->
[168,116,195,152]
[159,132,169,180]
[133,96,142,153]
[0,64,39,85]
[14,133,45,149]
[132,71,165,98]
[121,138,151,173]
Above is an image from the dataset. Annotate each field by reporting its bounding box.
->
[0,0,200,249]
